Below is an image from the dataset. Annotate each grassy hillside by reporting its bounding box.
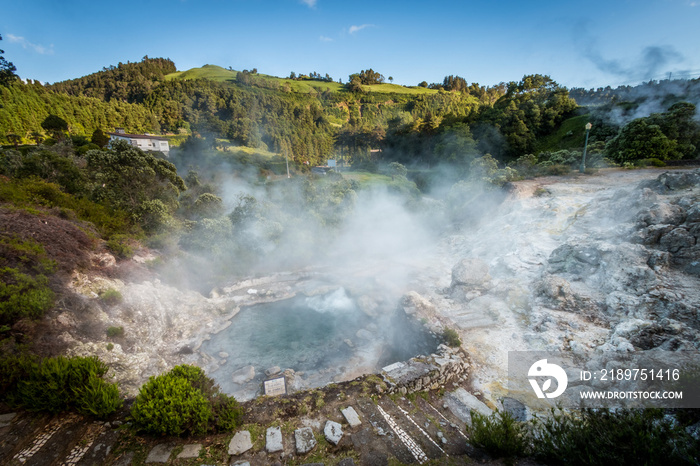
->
[165,65,438,95]
[535,113,591,153]
[165,64,239,82]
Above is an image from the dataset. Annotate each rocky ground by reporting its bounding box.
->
[409,168,700,407]
[3,167,699,465]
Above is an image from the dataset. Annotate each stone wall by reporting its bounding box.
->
[381,344,470,395]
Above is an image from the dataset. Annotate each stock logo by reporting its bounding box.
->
[528,359,568,399]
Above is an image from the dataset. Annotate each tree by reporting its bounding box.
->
[91,128,110,148]
[388,76,394,84]
[357,68,385,85]
[347,74,364,93]
[442,75,468,92]
[418,81,428,88]
[30,131,44,145]
[41,114,69,140]
[606,118,677,163]
[6,133,21,147]
[388,161,407,180]
[0,34,17,87]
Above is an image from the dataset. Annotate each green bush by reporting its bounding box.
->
[100,289,123,306]
[106,325,124,338]
[11,355,122,418]
[106,234,134,258]
[532,408,699,466]
[131,372,212,436]
[466,410,530,461]
[130,364,242,437]
[635,158,667,167]
[0,267,54,324]
[442,327,462,348]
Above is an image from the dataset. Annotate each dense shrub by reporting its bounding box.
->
[466,410,530,461]
[106,234,134,258]
[442,327,462,348]
[100,289,123,306]
[130,365,242,437]
[10,355,122,418]
[0,267,54,324]
[466,408,700,465]
[532,408,699,466]
[106,325,124,337]
[0,235,56,325]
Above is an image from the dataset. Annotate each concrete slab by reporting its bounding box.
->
[228,431,253,455]
[266,426,283,453]
[145,444,174,463]
[294,426,317,454]
[341,406,362,427]
[0,413,17,428]
[177,443,202,459]
[324,420,343,445]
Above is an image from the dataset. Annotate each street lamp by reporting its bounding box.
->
[580,122,592,173]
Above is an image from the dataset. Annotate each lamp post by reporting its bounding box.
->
[285,150,290,178]
[580,122,592,173]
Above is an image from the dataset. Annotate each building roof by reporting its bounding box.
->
[107,132,168,141]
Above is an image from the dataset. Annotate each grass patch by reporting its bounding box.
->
[442,327,462,348]
[101,290,123,306]
[106,325,124,338]
[536,113,591,153]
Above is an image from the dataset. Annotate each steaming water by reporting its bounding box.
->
[200,288,438,399]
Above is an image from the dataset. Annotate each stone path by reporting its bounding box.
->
[1,388,480,465]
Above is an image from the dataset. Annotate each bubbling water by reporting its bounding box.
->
[199,288,438,399]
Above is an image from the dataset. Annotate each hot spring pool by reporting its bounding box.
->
[199,288,438,399]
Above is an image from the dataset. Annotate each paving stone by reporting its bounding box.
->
[324,420,343,445]
[177,443,202,459]
[145,444,174,463]
[266,426,283,453]
[112,451,135,466]
[294,426,317,454]
[0,412,17,428]
[338,459,356,466]
[228,431,253,455]
[341,406,362,427]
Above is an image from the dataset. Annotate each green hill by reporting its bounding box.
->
[164,64,437,95]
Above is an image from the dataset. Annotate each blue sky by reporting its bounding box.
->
[2,0,699,89]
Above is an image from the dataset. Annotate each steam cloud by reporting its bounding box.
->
[574,22,684,83]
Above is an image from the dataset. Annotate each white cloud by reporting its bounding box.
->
[301,0,317,7]
[6,34,54,55]
[319,35,333,42]
[349,24,374,34]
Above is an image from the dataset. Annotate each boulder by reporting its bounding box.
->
[400,291,436,317]
[231,365,255,385]
[451,258,490,288]
[637,202,685,226]
[685,203,700,224]
[547,244,602,276]
[659,228,696,253]
[501,397,528,421]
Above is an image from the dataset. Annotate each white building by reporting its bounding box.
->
[108,128,169,155]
